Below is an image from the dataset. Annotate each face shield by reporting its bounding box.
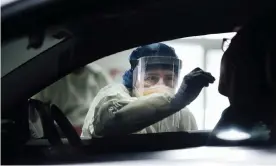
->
[132,56,182,96]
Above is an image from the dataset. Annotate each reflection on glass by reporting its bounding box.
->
[216,128,251,141]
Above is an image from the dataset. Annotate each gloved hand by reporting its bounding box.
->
[171,67,215,109]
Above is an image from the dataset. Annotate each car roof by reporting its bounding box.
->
[1,0,274,111]
[2,0,271,43]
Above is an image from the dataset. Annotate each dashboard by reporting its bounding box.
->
[75,146,276,166]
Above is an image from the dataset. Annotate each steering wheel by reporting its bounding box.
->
[50,104,82,146]
[29,99,82,147]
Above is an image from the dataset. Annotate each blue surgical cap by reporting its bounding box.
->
[123,43,178,89]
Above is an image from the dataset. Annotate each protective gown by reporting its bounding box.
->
[33,64,111,127]
[81,83,197,138]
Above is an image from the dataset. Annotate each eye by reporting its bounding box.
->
[144,75,159,87]
[165,75,173,81]
[145,75,159,82]
[164,75,177,87]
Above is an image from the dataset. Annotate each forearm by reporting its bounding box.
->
[93,93,182,137]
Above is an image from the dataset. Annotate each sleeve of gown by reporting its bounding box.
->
[81,83,177,138]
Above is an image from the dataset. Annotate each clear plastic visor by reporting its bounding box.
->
[133,56,182,96]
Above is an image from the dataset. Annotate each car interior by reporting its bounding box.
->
[2,0,276,165]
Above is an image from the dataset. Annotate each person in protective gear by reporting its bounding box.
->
[32,63,111,135]
[82,43,215,138]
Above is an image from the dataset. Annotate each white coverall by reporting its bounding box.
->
[33,63,112,127]
[81,83,198,138]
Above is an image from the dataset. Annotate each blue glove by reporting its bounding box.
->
[171,67,215,109]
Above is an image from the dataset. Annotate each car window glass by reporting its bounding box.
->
[30,32,236,138]
[1,36,62,77]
